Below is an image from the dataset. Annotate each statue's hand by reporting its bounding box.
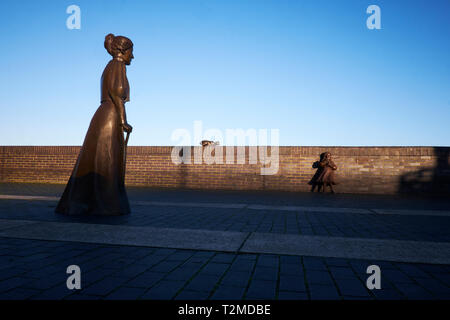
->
[122,123,133,133]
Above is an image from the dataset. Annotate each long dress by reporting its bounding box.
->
[315,160,338,186]
[55,59,131,216]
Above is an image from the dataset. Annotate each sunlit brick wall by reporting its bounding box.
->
[0,146,449,194]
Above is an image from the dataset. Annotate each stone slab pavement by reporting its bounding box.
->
[0,183,449,300]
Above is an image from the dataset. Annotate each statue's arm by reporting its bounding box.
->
[109,75,132,133]
[330,161,337,170]
[319,160,328,168]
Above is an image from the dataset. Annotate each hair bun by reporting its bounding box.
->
[104,33,115,56]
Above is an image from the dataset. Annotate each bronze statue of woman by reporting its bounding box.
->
[55,34,134,215]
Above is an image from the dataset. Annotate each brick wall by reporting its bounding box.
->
[0,146,449,195]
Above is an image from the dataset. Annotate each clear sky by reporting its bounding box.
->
[1,0,449,146]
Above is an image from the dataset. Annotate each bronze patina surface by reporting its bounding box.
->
[56,34,134,215]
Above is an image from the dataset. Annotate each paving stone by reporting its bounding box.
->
[229,260,256,272]
[279,275,306,292]
[175,290,211,300]
[200,263,230,276]
[368,260,399,270]
[124,247,155,259]
[165,267,199,281]
[188,251,215,263]
[308,284,341,300]
[19,253,55,263]
[278,291,308,300]
[342,295,373,300]
[126,271,166,288]
[21,274,66,290]
[150,261,183,273]
[181,260,207,270]
[111,264,150,279]
[280,256,302,265]
[82,276,129,296]
[435,273,450,287]
[81,270,111,287]
[348,260,372,275]
[252,266,278,281]
[417,264,449,274]
[324,257,349,267]
[305,270,334,286]
[106,287,147,300]
[133,254,168,267]
[395,263,433,278]
[49,250,87,261]
[80,258,115,272]
[166,250,195,261]
[184,274,221,292]
[211,253,235,263]
[0,287,40,300]
[0,277,30,293]
[256,255,279,268]
[335,278,370,297]
[210,285,246,300]
[413,277,450,295]
[329,267,356,279]
[279,263,303,276]
[0,267,28,281]
[31,285,74,300]
[245,280,277,300]
[219,271,251,288]
[371,288,406,300]
[152,248,177,256]
[302,257,327,271]
[141,280,185,300]
[393,283,435,300]
[236,254,257,261]
[65,293,102,300]
[383,269,415,284]
[103,258,137,269]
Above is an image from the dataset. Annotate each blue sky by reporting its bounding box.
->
[0,0,449,146]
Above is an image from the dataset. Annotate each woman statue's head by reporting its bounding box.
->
[320,152,331,161]
[104,33,134,65]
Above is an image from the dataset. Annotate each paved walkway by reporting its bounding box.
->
[0,183,449,300]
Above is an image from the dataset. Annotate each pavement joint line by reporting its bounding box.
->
[235,231,254,254]
[1,194,450,217]
[0,218,449,265]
